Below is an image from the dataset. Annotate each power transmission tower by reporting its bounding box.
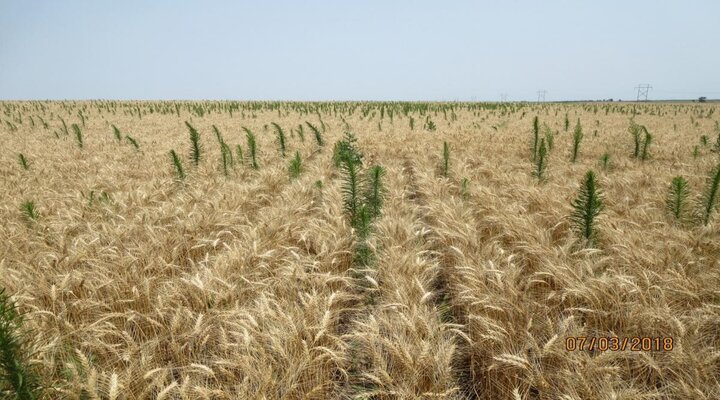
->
[635,84,652,101]
[537,90,547,102]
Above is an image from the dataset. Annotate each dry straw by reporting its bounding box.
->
[0,100,718,398]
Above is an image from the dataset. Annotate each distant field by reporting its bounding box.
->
[1,101,719,399]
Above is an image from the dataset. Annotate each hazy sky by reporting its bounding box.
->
[1,1,719,101]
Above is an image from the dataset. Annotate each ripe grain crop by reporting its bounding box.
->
[0,100,718,399]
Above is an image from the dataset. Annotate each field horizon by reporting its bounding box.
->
[1,100,719,399]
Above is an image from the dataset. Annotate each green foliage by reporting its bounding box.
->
[296,124,305,142]
[600,152,610,170]
[224,142,233,168]
[333,131,362,168]
[442,141,450,177]
[86,190,96,207]
[0,288,40,400]
[571,119,583,163]
[354,204,373,242]
[4,121,17,133]
[244,127,259,169]
[532,116,539,162]
[235,144,244,165]
[713,131,720,153]
[288,151,302,180]
[20,201,38,221]
[570,170,604,246]
[212,126,232,176]
[334,135,386,269]
[91,190,111,206]
[666,176,689,221]
[409,117,415,130]
[640,126,652,161]
[111,124,122,141]
[564,113,570,131]
[125,135,139,150]
[212,125,224,147]
[425,116,436,131]
[220,142,231,176]
[534,138,548,180]
[60,118,69,136]
[71,123,83,149]
[170,150,185,180]
[306,122,324,147]
[352,208,374,266]
[17,154,29,171]
[699,162,720,225]
[272,122,287,157]
[693,145,699,159]
[629,119,642,158]
[543,124,555,151]
[460,177,470,199]
[335,135,385,234]
[700,135,708,146]
[339,146,362,224]
[185,121,202,166]
[364,165,385,220]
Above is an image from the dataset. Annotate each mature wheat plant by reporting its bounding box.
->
[1,100,719,399]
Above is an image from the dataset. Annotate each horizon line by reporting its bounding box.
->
[0,98,717,103]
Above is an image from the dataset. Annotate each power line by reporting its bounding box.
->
[537,90,547,102]
[635,84,652,101]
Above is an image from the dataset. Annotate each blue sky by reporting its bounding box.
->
[1,0,718,101]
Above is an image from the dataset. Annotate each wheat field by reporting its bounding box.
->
[1,101,719,399]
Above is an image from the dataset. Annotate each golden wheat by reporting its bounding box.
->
[0,101,718,399]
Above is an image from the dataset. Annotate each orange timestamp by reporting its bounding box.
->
[565,336,674,352]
